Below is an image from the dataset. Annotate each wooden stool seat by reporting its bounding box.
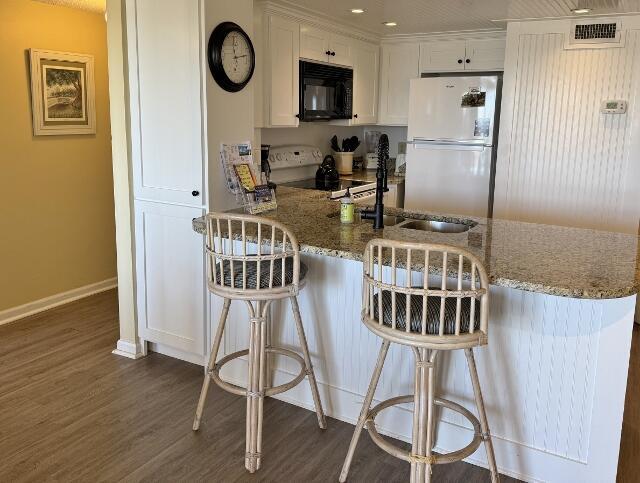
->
[372,289,480,334]
[192,213,326,474]
[339,239,499,483]
[214,257,308,289]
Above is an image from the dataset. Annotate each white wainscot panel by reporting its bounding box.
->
[210,252,635,482]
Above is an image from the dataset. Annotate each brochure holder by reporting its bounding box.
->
[220,142,277,214]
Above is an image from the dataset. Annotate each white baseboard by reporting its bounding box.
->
[0,278,118,326]
[112,339,147,360]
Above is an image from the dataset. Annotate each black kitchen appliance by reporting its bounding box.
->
[299,61,353,122]
[315,154,340,189]
[260,144,277,190]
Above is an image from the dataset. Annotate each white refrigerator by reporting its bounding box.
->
[404,75,501,218]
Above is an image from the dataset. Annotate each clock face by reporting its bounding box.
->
[221,31,252,84]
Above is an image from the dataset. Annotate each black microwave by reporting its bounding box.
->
[299,61,353,122]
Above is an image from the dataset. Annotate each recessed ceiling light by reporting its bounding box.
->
[571,8,591,14]
[383,21,398,27]
[351,8,365,14]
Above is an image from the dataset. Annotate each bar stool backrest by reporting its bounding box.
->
[362,238,490,349]
[205,212,302,300]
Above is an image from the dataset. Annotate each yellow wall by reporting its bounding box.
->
[0,0,116,311]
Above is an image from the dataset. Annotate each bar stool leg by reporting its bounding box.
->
[339,340,390,483]
[264,307,273,389]
[193,298,231,431]
[245,301,266,473]
[465,348,499,483]
[290,296,327,429]
[411,349,437,483]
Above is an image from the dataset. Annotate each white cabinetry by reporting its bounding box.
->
[127,0,204,206]
[378,42,420,125]
[419,40,466,72]
[134,201,206,356]
[420,38,505,73]
[352,40,379,125]
[300,25,352,66]
[126,0,207,362]
[265,15,300,127]
[465,38,506,71]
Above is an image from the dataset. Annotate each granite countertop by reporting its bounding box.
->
[193,186,640,299]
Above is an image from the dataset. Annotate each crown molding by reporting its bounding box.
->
[381,28,506,44]
[258,0,381,43]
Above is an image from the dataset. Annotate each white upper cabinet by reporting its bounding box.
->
[352,41,379,125]
[419,40,466,72]
[465,38,506,71]
[378,42,420,126]
[329,33,353,67]
[300,24,352,66]
[266,15,300,127]
[420,38,506,73]
[126,0,204,206]
[300,25,330,62]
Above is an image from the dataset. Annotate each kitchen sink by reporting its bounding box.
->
[397,219,476,233]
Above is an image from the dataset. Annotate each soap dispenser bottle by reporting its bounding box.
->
[340,188,354,224]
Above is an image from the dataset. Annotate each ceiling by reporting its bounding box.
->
[277,0,640,35]
[32,0,106,14]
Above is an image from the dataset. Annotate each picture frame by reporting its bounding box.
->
[29,49,96,136]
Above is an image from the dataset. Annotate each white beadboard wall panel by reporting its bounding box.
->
[495,19,640,233]
[211,251,635,482]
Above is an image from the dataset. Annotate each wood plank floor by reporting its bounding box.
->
[1,289,636,482]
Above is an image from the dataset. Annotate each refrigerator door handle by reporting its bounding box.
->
[409,138,492,148]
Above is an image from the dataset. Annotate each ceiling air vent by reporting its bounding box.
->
[566,19,624,49]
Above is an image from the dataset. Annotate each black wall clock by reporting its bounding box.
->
[207,22,255,93]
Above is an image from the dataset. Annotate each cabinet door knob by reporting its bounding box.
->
[331,51,336,56]
[325,50,331,55]
[458,59,463,64]
[354,114,358,118]
[192,190,200,197]
[466,59,471,64]
[295,113,300,118]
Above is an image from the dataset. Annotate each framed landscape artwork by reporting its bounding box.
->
[29,49,96,135]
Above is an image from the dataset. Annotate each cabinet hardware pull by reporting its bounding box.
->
[295,113,300,118]
[466,59,471,63]
[192,190,200,197]
[325,50,331,55]
[331,51,336,56]
[457,59,463,64]
[354,114,358,118]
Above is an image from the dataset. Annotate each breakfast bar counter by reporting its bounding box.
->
[194,186,639,482]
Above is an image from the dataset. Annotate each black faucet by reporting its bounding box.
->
[361,134,390,230]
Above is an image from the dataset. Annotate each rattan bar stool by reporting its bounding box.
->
[192,212,326,473]
[339,239,498,483]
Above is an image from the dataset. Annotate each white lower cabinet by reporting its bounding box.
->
[135,200,206,357]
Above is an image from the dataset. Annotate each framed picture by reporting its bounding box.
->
[29,49,96,136]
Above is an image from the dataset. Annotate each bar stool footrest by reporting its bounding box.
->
[210,347,307,397]
[365,395,483,465]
